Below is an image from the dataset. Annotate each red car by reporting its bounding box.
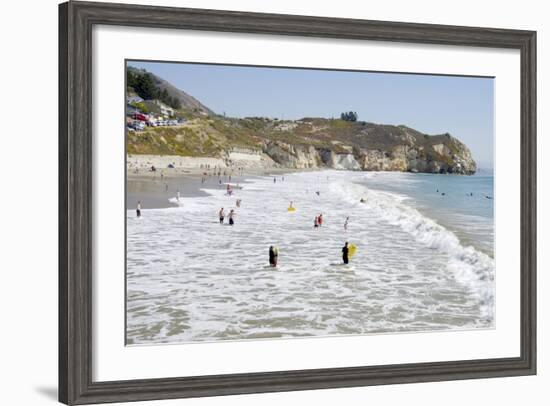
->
[132,112,148,121]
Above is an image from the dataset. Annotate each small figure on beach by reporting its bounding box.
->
[344,216,349,230]
[273,177,277,184]
[360,198,367,204]
[318,214,324,226]
[136,201,141,218]
[151,165,156,172]
[314,216,320,229]
[342,242,349,264]
[269,246,279,267]
[226,183,233,196]
[177,190,181,202]
[218,179,222,188]
[236,199,242,208]
[165,183,168,192]
[219,208,225,224]
[228,209,235,225]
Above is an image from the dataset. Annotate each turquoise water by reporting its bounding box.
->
[358,171,494,257]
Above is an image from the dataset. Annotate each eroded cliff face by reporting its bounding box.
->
[261,135,476,175]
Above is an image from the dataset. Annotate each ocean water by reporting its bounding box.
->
[126,170,495,345]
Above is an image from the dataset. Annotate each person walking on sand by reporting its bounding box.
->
[342,242,349,264]
[136,201,141,218]
[344,216,349,230]
[219,208,225,224]
[228,209,235,225]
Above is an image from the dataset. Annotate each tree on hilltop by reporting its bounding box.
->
[340,111,358,122]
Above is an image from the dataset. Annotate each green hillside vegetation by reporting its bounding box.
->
[128,115,466,160]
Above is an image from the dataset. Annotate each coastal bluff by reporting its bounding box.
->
[127,117,477,175]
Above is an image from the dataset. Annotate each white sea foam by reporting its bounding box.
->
[126,170,495,344]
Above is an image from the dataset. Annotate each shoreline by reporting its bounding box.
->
[127,164,314,210]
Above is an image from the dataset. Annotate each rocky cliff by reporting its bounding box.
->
[252,118,476,174]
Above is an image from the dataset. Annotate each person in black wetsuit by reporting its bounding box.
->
[342,242,349,264]
[269,246,279,267]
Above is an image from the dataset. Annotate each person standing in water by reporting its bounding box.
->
[136,201,141,218]
[318,213,324,226]
[228,209,235,225]
[342,242,349,264]
[314,216,319,229]
[219,207,225,224]
[344,216,349,230]
[269,246,279,267]
[176,190,180,202]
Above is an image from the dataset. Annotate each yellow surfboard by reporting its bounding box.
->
[287,207,296,212]
[348,244,357,258]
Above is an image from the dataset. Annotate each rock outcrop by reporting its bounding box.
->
[260,130,476,175]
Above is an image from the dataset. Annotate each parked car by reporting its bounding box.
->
[130,120,145,131]
[132,112,148,121]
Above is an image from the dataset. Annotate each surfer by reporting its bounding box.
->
[219,207,225,224]
[136,201,141,218]
[342,242,349,264]
[344,216,349,230]
[288,201,294,210]
[228,209,235,225]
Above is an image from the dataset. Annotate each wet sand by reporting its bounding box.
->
[127,168,296,210]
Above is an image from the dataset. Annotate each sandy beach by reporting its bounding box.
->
[127,154,310,210]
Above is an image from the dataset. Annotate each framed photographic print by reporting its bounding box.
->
[59,1,536,404]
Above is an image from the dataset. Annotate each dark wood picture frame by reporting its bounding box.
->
[59,1,537,404]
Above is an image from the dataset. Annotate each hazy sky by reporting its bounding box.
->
[128,61,494,167]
